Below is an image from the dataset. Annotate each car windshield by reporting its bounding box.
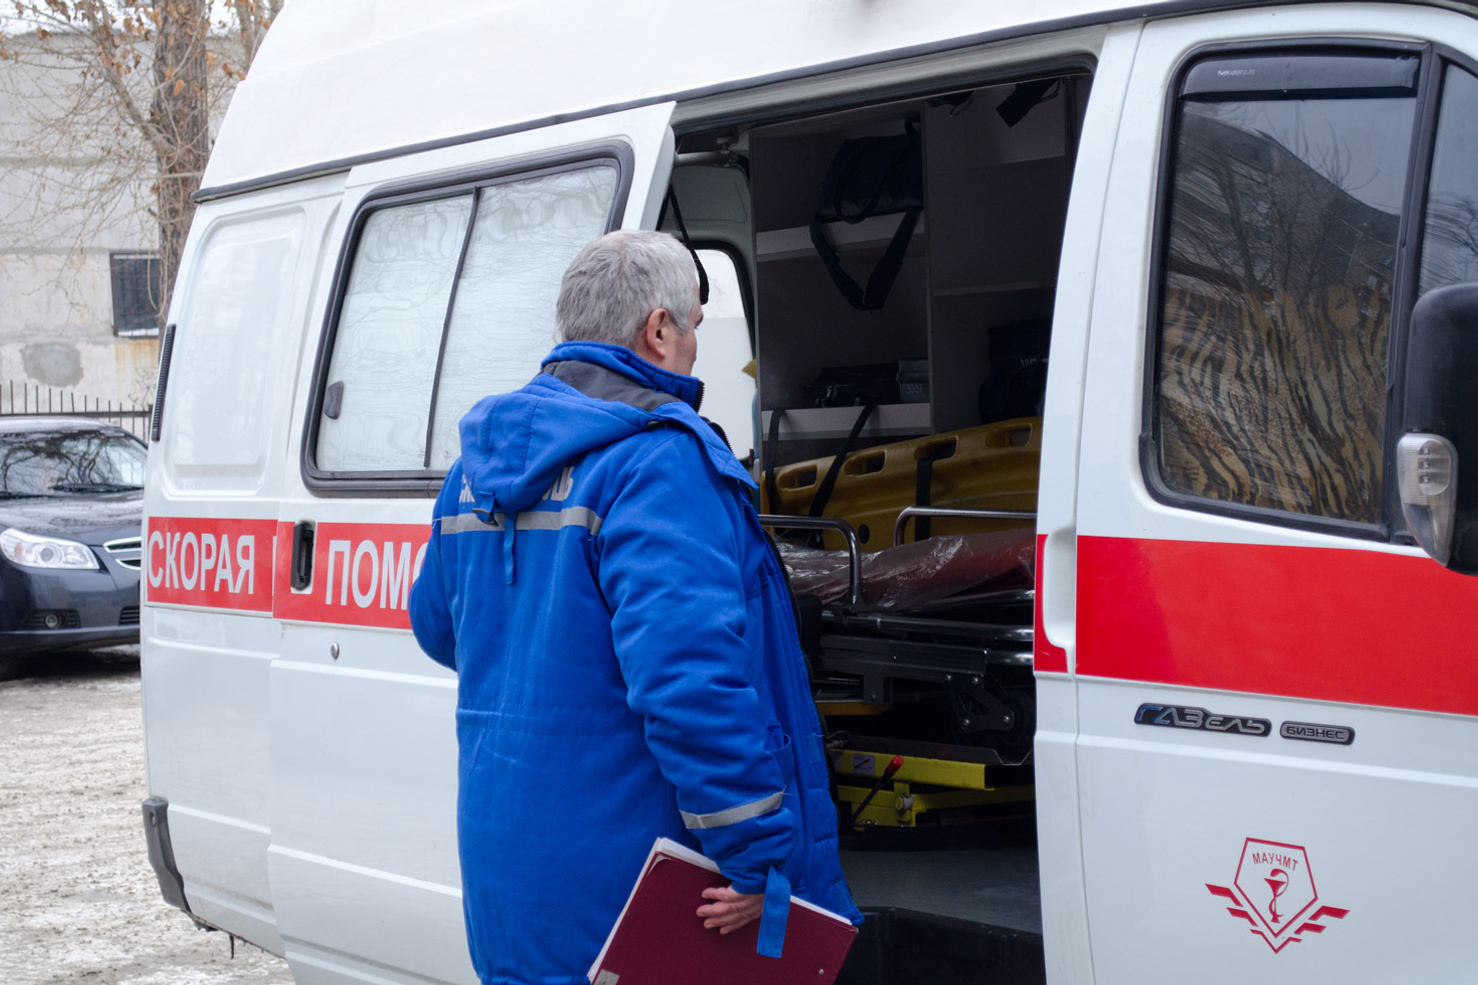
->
[0,428,147,497]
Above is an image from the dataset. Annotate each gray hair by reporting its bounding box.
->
[555,230,698,347]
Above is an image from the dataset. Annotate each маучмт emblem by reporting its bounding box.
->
[1205,838,1349,952]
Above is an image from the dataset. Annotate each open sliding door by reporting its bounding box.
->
[1072,6,1478,983]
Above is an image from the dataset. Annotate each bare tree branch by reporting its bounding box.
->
[0,1,279,322]
[74,3,173,162]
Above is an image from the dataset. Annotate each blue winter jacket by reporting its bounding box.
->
[409,341,860,985]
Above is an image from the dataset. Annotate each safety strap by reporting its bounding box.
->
[763,403,874,548]
[761,409,808,543]
[764,407,783,515]
[664,188,710,306]
[913,442,955,541]
[807,121,922,312]
[756,866,791,959]
[807,403,876,520]
[809,207,920,312]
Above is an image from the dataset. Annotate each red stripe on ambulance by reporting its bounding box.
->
[272,521,430,630]
[144,517,276,612]
[1076,536,1478,717]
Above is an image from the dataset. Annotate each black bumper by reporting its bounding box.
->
[142,797,192,914]
[0,554,139,653]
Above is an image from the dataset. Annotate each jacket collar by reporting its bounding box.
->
[541,341,703,412]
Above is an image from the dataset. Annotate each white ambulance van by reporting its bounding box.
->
[140,1,1478,983]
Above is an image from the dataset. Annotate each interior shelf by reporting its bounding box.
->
[756,214,926,260]
[761,403,931,441]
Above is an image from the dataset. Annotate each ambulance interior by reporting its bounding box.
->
[664,71,1087,958]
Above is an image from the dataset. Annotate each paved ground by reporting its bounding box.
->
[0,649,293,985]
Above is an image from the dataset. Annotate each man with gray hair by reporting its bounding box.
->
[410,230,859,985]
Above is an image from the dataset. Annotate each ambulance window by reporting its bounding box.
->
[317,195,474,473]
[427,165,618,469]
[1419,65,1478,297]
[1152,52,1419,528]
[311,157,624,482]
[167,210,304,490]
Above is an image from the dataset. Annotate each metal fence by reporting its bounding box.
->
[0,382,153,444]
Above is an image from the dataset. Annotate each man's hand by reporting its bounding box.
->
[697,885,765,934]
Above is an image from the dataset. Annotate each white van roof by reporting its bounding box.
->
[204,0,1183,197]
[220,0,1478,198]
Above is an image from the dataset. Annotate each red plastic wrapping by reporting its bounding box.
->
[776,528,1035,611]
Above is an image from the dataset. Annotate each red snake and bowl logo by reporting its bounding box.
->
[1206,838,1349,952]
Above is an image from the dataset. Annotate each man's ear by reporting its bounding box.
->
[635,308,670,363]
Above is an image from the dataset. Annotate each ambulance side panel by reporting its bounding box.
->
[142,174,346,950]
[1072,6,1478,982]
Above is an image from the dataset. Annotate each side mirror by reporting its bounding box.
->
[1402,282,1478,573]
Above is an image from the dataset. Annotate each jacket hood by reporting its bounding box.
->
[457,341,707,513]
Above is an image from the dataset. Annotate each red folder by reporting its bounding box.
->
[588,838,858,985]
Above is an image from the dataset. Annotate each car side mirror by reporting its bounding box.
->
[1402,282,1478,573]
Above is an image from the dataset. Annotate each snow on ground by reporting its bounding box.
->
[0,649,292,985]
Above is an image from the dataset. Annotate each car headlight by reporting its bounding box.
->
[0,527,99,570]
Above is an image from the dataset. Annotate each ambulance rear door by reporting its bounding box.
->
[142,173,344,949]
[265,104,675,985]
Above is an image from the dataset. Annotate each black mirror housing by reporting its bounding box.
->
[1404,282,1478,574]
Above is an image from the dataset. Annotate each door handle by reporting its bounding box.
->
[290,521,315,591]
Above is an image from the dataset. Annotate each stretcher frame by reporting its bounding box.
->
[760,511,1039,827]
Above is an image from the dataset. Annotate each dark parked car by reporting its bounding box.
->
[0,417,145,664]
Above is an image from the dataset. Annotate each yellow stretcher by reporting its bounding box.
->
[761,417,1041,552]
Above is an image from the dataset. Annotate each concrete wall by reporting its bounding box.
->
[0,33,234,414]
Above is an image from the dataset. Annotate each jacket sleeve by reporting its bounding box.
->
[409,470,458,671]
[596,430,795,894]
